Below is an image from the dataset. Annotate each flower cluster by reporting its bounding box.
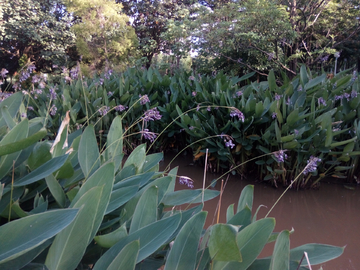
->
[179,176,194,188]
[318,97,326,106]
[48,86,57,100]
[139,94,150,105]
[0,68,8,79]
[70,65,80,80]
[50,105,57,116]
[230,108,245,122]
[142,107,162,122]
[141,129,157,142]
[274,150,288,163]
[225,139,235,149]
[303,156,322,175]
[99,106,110,116]
[272,112,277,119]
[114,104,128,112]
[275,93,282,101]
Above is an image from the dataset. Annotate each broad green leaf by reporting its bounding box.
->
[94,223,128,248]
[300,65,309,86]
[0,119,29,180]
[123,144,146,173]
[208,224,242,262]
[14,155,68,187]
[27,141,52,170]
[114,172,155,190]
[45,186,105,270]
[304,74,326,90]
[289,244,344,266]
[269,230,290,270]
[226,204,235,222]
[0,239,51,270]
[0,92,22,127]
[105,185,138,214]
[268,70,277,92]
[107,240,139,270]
[227,206,251,228]
[142,152,163,172]
[214,218,275,270]
[237,185,254,212]
[106,116,123,169]
[164,212,207,270]
[130,185,158,233]
[45,174,66,208]
[162,189,220,206]
[1,106,16,129]
[0,209,78,264]
[78,125,100,178]
[93,213,181,269]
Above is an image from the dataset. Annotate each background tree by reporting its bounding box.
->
[64,0,138,72]
[118,0,195,68]
[0,0,76,75]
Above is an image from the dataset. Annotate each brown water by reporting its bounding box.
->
[162,153,360,270]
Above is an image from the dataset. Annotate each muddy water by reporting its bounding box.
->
[161,154,360,270]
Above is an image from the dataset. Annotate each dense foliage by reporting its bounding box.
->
[0,0,76,74]
[0,93,343,269]
[5,65,357,188]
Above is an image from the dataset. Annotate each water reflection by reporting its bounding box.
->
[161,153,360,270]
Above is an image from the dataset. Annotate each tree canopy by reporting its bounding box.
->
[0,0,76,75]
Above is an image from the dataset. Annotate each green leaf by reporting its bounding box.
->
[93,213,181,269]
[45,186,106,270]
[0,209,78,264]
[162,189,219,206]
[1,106,16,129]
[304,74,326,90]
[237,185,254,212]
[14,155,68,187]
[227,206,251,228]
[106,116,123,169]
[213,218,275,270]
[106,185,138,214]
[123,144,146,173]
[78,125,100,178]
[164,212,207,270]
[226,204,235,222]
[107,240,139,270]
[208,224,242,262]
[130,185,158,233]
[289,244,344,266]
[269,230,290,270]
[268,70,277,92]
[0,119,28,180]
[0,92,22,127]
[45,174,66,208]
[94,223,128,248]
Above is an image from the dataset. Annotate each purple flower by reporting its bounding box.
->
[50,105,57,116]
[142,107,162,122]
[139,94,150,105]
[344,93,350,101]
[236,91,243,97]
[320,55,329,62]
[27,106,34,111]
[189,126,194,130]
[230,108,245,122]
[70,66,79,79]
[275,93,282,101]
[114,104,128,112]
[99,78,104,85]
[225,139,235,149]
[141,129,157,142]
[318,97,326,106]
[335,95,343,101]
[99,106,110,116]
[48,86,57,100]
[27,64,36,73]
[192,91,196,97]
[272,112,277,119]
[107,91,113,97]
[303,156,322,175]
[189,75,195,81]
[207,106,211,111]
[298,86,303,92]
[196,104,200,111]
[21,112,26,118]
[294,129,299,136]
[179,176,194,188]
[351,90,357,99]
[0,68,8,79]
[274,150,288,163]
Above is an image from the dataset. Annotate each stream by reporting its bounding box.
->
[161,153,360,270]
